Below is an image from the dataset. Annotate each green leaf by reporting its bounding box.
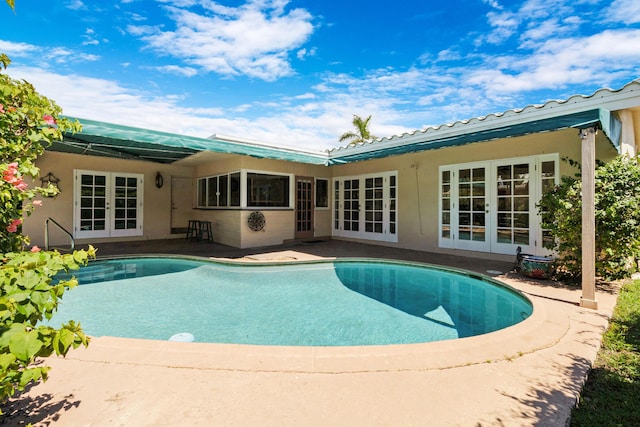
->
[55,328,76,355]
[18,366,45,388]
[9,329,43,361]
[7,292,29,302]
[0,353,16,370]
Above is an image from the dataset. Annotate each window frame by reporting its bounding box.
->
[315,178,330,209]
[196,169,294,209]
[196,171,241,208]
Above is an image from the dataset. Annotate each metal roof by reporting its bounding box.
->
[54,80,639,166]
[56,118,329,165]
[326,79,640,164]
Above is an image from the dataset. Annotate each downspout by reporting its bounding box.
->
[411,163,423,235]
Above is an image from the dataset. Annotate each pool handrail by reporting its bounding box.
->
[44,217,75,252]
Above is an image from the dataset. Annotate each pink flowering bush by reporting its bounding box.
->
[1,51,93,411]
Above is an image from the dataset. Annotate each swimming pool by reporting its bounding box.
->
[51,257,532,346]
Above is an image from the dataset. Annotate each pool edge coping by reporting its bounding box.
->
[62,254,557,373]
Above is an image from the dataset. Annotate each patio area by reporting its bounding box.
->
[4,239,619,426]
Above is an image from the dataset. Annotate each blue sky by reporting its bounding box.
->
[2,0,639,151]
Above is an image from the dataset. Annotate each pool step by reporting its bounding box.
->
[56,264,133,284]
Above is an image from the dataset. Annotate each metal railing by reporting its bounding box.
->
[44,217,75,252]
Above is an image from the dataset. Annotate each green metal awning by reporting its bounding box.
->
[52,108,621,167]
[55,117,329,165]
[326,109,621,165]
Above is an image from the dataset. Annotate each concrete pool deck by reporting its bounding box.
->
[4,239,619,426]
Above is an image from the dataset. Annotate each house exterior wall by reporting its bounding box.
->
[330,128,618,259]
[192,155,333,248]
[25,151,193,248]
[24,123,621,258]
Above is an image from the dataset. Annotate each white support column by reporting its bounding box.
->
[580,127,598,309]
[618,110,637,157]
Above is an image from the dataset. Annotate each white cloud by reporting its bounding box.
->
[482,0,503,10]
[467,29,640,94]
[296,47,316,60]
[479,0,582,46]
[606,0,640,24]
[3,66,330,150]
[480,10,520,44]
[129,0,315,81]
[82,28,100,46]
[0,40,37,56]
[294,92,315,100]
[155,64,198,77]
[66,0,86,11]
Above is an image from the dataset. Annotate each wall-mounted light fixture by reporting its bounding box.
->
[155,172,164,189]
[40,172,60,192]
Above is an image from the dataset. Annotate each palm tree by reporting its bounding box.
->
[339,114,377,145]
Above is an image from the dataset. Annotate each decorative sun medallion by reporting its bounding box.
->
[247,211,266,231]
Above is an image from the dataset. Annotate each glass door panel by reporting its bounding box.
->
[440,169,452,247]
[295,177,314,238]
[389,175,397,235]
[540,159,557,249]
[492,161,534,254]
[458,168,487,242]
[113,176,139,233]
[495,163,530,245]
[457,166,489,250]
[343,179,360,232]
[364,177,384,234]
[78,172,109,238]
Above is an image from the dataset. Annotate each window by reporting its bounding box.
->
[197,172,240,208]
[197,170,294,209]
[247,172,290,207]
[315,178,329,208]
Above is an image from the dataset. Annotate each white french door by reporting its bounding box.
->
[439,155,557,256]
[491,160,534,254]
[333,172,397,243]
[74,170,144,239]
[440,162,491,252]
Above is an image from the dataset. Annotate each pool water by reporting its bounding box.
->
[50,258,532,346]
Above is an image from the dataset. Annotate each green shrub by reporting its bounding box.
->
[1,53,92,410]
[0,248,94,402]
[538,156,640,281]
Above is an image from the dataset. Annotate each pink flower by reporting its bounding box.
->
[0,104,4,114]
[6,218,22,233]
[30,246,41,253]
[3,162,19,183]
[2,163,27,191]
[14,180,27,191]
[33,200,43,207]
[43,114,56,126]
